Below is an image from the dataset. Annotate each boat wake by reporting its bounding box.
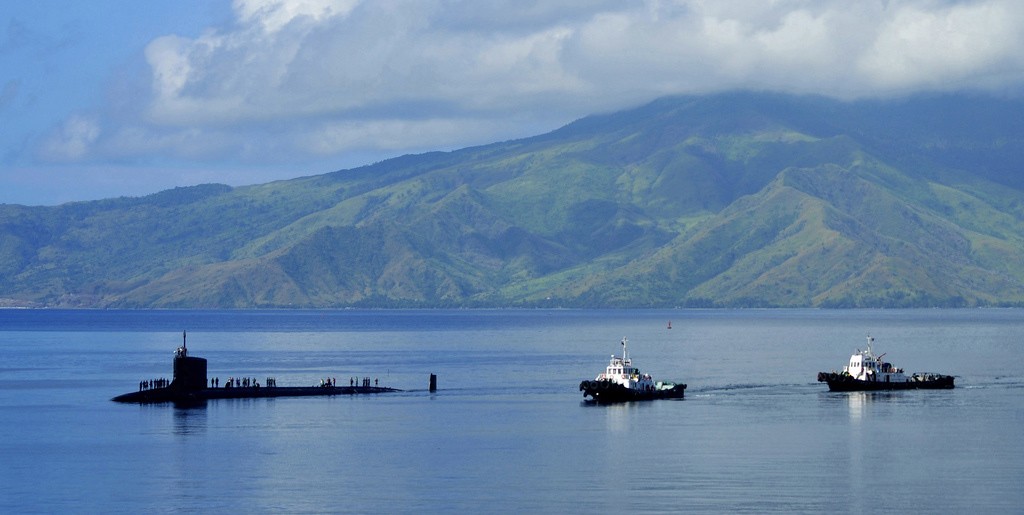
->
[957,379,1024,390]
[694,382,807,394]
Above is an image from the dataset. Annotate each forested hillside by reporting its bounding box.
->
[2,92,1023,308]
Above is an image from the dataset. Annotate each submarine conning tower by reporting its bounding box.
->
[170,331,207,392]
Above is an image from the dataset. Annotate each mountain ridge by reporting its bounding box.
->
[2,91,1023,308]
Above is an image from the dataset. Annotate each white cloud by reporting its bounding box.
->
[233,0,359,33]
[300,118,517,155]
[39,115,100,161]
[859,1,1024,91]
[40,0,1024,171]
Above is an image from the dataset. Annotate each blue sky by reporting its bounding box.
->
[3,0,1024,206]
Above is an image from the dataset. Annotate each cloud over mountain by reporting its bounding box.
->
[10,1,1024,205]
[4,0,1019,205]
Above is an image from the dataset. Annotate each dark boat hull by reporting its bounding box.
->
[112,385,400,404]
[817,372,954,392]
[579,380,686,403]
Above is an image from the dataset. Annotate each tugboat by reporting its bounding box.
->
[817,336,955,391]
[579,337,686,403]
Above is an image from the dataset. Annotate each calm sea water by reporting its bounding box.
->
[1,309,1022,513]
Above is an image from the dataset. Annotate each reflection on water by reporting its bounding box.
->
[173,404,207,435]
[604,402,636,433]
[846,391,899,422]
[847,392,867,422]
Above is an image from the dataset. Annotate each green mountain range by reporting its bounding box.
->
[3,92,1024,308]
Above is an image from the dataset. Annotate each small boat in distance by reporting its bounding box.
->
[579,337,686,403]
[817,336,954,391]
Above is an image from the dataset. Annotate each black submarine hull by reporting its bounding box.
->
[112,385,400,404]
[113,333,401,404]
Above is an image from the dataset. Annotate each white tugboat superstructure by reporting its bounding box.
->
[579,337,686,403]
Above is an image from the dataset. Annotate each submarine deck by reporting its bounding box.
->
[112,385,400,404]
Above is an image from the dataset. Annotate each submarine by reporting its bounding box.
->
[112,332,401,404]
